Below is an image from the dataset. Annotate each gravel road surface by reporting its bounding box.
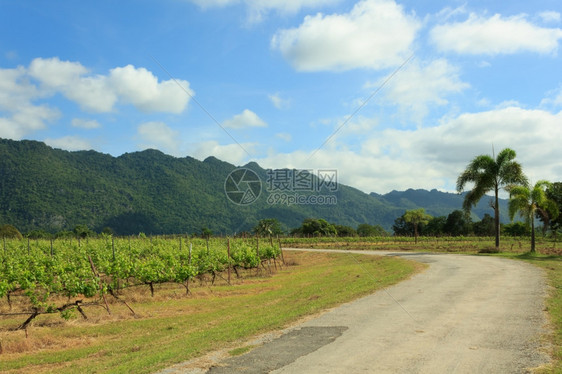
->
[160,249,551,374]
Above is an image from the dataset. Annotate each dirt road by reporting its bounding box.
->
[161,250,551,373]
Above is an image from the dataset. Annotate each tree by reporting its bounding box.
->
[443,210,472,236]
[200,227,213,239]
[473,214,495,236]
[422,216,446,236]
[101,226,114,236]
[357,223,388,237]
[392,216,414,237]
[73,224,94,239]
[457,148,527,250]
[541,182,562,237]
[334,225,357,237]
[502,222,530,237]
[292,218,337,237]
[403,208,432,243]
[26,229,53,239]
[253,218,284,237]
[508,180,559,253]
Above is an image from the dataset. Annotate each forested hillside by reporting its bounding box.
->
[0,138,508,235]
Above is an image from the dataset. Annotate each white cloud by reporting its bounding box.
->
[191,140,257,165]
[109,65,192,113]
[0,65,60,139]
[540,85,562,107]
[188,0,342,22]
[222,109,267,129]
[66,76,116,113]
[271,0,421,71]
[71,118,101,129]
[27,57,192,113]
[0,105,60,139]
[258,107,562,194]
[430,13,562,55]
[137,121,180,153]
[275,132,292,141]
[269,93,290,109]
[538,11,561,24]
[0,58,194,141]
[0,66,41,111]
[29,57,88,88]
[44,136,92,151]
[368,59,469,122]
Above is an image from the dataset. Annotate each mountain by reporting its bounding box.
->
[373,188,509,223]
[0,138,507,235]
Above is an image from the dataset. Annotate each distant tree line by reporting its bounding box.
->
[391,209,534,238]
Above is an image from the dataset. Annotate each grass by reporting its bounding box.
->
[0,251,423,374]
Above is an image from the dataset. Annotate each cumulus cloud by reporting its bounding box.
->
[222,109,267,129]
[71,118,101,129]
[271,0,420,71]
[430,13,562,55]
[137,121,180,154]
[368,59,469,122]
[0,66,59,139]
[27,57,192,113]
[0,67,45,111]
[0,105,60,140]
[258,107,562,194]
[29,57,88,88]
[109,65,193,113]
[44,136,93,151]
[191,140,258,165]
[28,58,115,112]
[0,57,193,140]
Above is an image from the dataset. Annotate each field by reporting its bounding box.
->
[281,235,562,255]
[0,237,422,373]
[1,235,560,373]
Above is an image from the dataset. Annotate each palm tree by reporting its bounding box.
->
[508,180,559,253]
[457,148,527,250]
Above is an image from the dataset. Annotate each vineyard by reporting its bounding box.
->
[0,236,282,330]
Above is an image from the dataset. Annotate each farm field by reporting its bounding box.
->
[0,238,422,373]
[281,235,562,255]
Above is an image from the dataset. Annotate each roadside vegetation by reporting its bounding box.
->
[0,249,422,374]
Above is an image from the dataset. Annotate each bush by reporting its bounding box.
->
[0,224,23,239]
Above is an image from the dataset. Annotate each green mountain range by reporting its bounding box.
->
[0,138,509,235]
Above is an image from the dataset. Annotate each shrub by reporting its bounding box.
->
[0,224,23,239]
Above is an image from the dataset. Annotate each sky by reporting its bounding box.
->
[1,0,561,195]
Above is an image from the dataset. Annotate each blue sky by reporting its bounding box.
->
[1,0,561,194]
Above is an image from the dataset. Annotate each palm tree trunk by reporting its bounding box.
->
[495,187,500,249]
[531,215,536,253]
